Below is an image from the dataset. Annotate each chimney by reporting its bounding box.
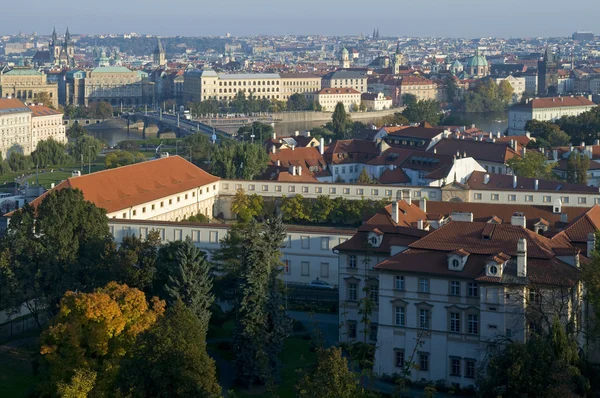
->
[463,151,467,158]
[517,238,527,277]
[553,199,562,214]
[420,198,427,213]
[552,149,558,161]
[581,141,586,148]
[588,232,596,257]
[484,174,490,184]
[290,165,297,176]
[298,166,302,176]
[306,131,311,137]
[292,145,295,151]
[417,219,424,230]
[433,148,437,154]
[450,211,473,222]
[272,145,276,154]
[511,212,526,228]
[294,131,300,136]
[496,131,501,139]
[403,189,412,206]
[570,145,574,153]
[272,132,277,140]
[534,179,539,191]
[512,175,517,189]
[594,139,599,146]
[522,146,527,156]
[391,201,399,223]
[510,139,516,150]
[320,137,325,155]
[276,159,281,166]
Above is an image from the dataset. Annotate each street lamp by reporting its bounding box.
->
[250,125,255,144]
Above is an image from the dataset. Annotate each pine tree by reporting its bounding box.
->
[357,168,372,184]
[164,238,214,335]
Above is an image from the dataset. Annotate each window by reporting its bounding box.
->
[329,187,336,194]
[419,353,429,371]
[395,306,405,326]
[192,230,201,242]
[450,281,461,296]
[157,228,166,241]
[529,289,541,304]
[185,194,188,200]
[348,283,357,301]
[288,186,296,193]
[465,360,476,379]
[450,312,461,333]
[419,278,429,293]
[451,358,461,376]
[321,237,329,250]
[209,230,219,243]
[395,350,405,368]
[543,195,551,203]
[419,309,430,329]
[395,275,405,290]
[301,236,310,249]
[369,285,379,304]
[561,196,570,204]
[525,195,533,202]
[174,229,183,240]
[474,193,482,200]
[122,212,127,218]
[369,324,378,341]
[579,197,587,205]
[160,201,164,208]
[139,227,148,239]
[275,185,282,192]
[348,255,357,268]
[169,199,172,205]
[468,314,479,334]
[385,190,392,197]
[357,188,364,195]
[347,322,357,339]
[177,196,181,202]
[468,282,478,297]
[302,186,309,193]
[286,235,292,248]
[508,194,516,201]
[371,189,379,196]
[491,193,499,201]
[343,188,350,194]
[320,263,329,278]
[301,261,310,276]
[132,210,137,216]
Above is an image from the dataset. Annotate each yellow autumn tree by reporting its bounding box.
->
[39,282,165,396]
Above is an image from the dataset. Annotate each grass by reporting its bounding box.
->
[0,342,38,397]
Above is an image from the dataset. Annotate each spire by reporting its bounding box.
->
[65,27,71,43]
[396,41,401,55]
[156,38,164,53]
[51,26,57,45]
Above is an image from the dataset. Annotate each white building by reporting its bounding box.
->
[494,75,526,102]
[361,92,393,111]
[0,98,32,157]
[29,105,67,149]
[307,87,362,112]
[508,96,596,135]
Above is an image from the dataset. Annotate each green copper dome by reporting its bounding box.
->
[467,49,487,68]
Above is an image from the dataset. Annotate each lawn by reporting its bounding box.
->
[0,342,38,397]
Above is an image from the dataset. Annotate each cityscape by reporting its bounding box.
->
[1,6,600,397]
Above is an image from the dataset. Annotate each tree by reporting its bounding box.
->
[231,188,265,222]
[68,134,104,165]
[401,93,417,107]
[1,189,114,327]
[287,93,309,111]
[67,123,88,139]
[93,101,114,119]
[445,76,459,104]
[332,102,350,138]
[401,99,441,125]
[581,231,600,342]
[115,301,221,398]
[210,140,269,180]
[35,91,55,109]
[374,113,409,128]
[524,120,571,148]
[507,150,557,180]
[7,151,31,172]
[111,230,161,293]
[357,168,373,184]
[31,138,71,167]
[280,194,313,223]
[184,132,211,164]
[38,282,165,397]
[296,347,362,398]
[237,121,274,144]
[566,152,590,185]
[462,78,514,113]
[105,150,146,168]
[164,238,214,335]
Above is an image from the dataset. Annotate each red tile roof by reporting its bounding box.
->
[26,156,219,214]
[0,98,29,112]
[513,96,595,110]
[466,170,600,193]
[317,87,361,95]
[29,105,63,117]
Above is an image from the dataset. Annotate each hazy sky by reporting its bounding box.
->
[2,0,598,37]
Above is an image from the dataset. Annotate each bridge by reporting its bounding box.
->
[126,112,229,139]
[197,115,275,128]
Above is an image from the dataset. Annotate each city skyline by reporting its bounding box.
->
[1,0,598,38]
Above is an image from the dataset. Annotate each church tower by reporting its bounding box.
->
[153,38,166,67]
[340,46,350,69]
[50,27,61,64]
[538,47,558,96]
[392,42,404,74]
[64,27,75,67]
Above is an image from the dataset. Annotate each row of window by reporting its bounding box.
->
[473,192,593,205]
[393,306,479,334]
[393,276,479,297]
[289,260,330,278]
[117,226,220,243]
[394,352,476,378]
[217,80,279,86]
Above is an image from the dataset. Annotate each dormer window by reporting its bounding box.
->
[447,249,469,271]
[451,259,460,269]
[369,236,378,246]
[367,231,383,248]
[489,265,498,275]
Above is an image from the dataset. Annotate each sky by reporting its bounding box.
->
[2,0,599,38]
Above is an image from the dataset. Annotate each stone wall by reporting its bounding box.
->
[273,108,404,123]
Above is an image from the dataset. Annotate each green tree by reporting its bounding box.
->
[445,76,459,104]
[210,140,269,180]
[164,238,214,335]
[31,138,71,167]
[332,102,350,139]
[237,121,274,144]
[312,195,334,223]
[374,113,409,128]
[111,230,161,293]
[115,301,221,398]
[68,134,104,165]
[184,131,212,163]
[401,99,441,125]
[357,168,373,184]
[296,347,362,398]
[67,123,88,139]
[507,150,557,180]
[105,150,146,168]
[38,282,165,397]
[401,93,417,107]
[462,79,514,113]
[280,194,313,223]
[287,93,309,111]
[35,91,55,109]
[1,189,114,326]
[566,152,590,185]
[7,151,31,172]
[231,188,265,222]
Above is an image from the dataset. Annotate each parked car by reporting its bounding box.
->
[308,279,334,289]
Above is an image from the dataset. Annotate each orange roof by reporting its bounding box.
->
[514,96,596,109]
[0,98,29,112]
[28,105,63,117]
[317,87,361,95]
[27,156,220,214]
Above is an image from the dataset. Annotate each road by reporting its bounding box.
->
[134,112,227,138]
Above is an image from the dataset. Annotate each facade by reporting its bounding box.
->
[153,39,166,67]
[340,47,351,69]
[397,76,442,105]
[391,42,405,75]
[63,70,86,106]
[508,96,596,135]
[0,69,59,108]
[538,48,559,96]
[307,87,361,112]
[321,70,368,93]
[29,105,67,150]
[494,75,526,102]
[0,98,32,157]
[279,73,322,101]
[361,92,393,111]
[109,219,354,286]
[183,69,281,103]
[83,66,154,107]
[466,49,490,78]
[49,27,75,67]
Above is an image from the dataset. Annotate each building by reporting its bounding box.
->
[396,76,442,105]
[466,49,490,78]
[49,27,75,67]
[508,96,596,135]
[308,87,361,112]
[321,70,368,93]
[29,105,67,150]
[494,75,526,102]
[572,31,594,42]
[361,92,393,111]
[182,69,281,104]
[83,66,154,107]
[391,42,405,75]
[538,48,559,96]
[63,70,86,106]
[340,47,351,69]
[370,220,582,387]
[153,39,166,68]
[0,69,59,108]
[0,98,32,157]
[26,156,220,221]
[279,73,322,101]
